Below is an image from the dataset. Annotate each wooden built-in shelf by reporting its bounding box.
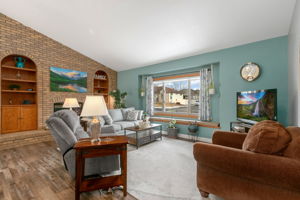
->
[94,79,107,81]
[2,65,36,72]
[94,93,108,96]
[2,90,36,93]
[2,78,36,83]
[94,70,110,108]
[2,104,37,107]
[1,55,38,134]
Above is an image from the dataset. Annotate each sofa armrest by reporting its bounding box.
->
[212,131,246,149]
[193,142,300,191]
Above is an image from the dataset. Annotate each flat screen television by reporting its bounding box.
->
[237,89,277,124]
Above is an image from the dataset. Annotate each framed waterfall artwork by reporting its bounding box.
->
[50,66,87,93]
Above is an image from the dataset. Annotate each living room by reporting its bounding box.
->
[0,0,300,200]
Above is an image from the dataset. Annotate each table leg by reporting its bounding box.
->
[160,125,163,140]
[121,144,127,196]
[136,131,139,149]
[75,150,84,200]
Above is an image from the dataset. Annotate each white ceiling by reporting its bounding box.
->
[0,0,296,71]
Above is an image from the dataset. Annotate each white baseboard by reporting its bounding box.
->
[177,133,212,143]
[162,131,212,143]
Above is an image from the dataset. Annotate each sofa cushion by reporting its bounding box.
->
[121,107,135,119]
[242,120,291,155]
[113,121,135,129]
[108,109,124,122]
[126,110,139,121]
[283,126,300,160]
[102,114,113,125]
[101,124,122,133]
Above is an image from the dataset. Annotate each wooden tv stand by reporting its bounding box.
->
[230,121,253,133]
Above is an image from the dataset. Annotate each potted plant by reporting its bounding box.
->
[109,89,128,108]
[167,119,179,138]
[8,84,21,90]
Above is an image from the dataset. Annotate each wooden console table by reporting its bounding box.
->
[74,136,128,200]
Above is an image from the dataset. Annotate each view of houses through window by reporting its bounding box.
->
[153,75,200,115]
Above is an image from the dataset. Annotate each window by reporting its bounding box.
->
[153,74,200,115]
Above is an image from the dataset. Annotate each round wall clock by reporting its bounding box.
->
[240,62,261,82]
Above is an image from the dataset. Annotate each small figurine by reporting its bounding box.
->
[16,71,21,79]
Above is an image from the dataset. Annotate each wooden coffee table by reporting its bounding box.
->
[124,123,162,149]
[74,136,128,200]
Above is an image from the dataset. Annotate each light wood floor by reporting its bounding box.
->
[0,141,137,200]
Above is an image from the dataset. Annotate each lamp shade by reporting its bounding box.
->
[80,96,108,117]
[63,98,80,108]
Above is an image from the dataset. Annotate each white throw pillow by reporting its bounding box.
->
[126,110,139,121]
[137,110,144,120]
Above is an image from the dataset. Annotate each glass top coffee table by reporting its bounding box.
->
[124,123,162,149]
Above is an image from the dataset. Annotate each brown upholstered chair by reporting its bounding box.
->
[193,127,300,200]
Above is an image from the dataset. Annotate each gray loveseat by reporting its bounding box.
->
[46,110,120,179]
[100,107,143,135]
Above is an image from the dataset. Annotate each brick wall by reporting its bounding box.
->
[0,13,117,130]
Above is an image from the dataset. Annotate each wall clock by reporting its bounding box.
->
[240,62,261,82]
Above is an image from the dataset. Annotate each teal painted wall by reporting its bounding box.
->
[118,36,288,138]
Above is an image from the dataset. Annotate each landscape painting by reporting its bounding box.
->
[50,66,87,93]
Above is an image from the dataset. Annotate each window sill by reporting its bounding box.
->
[153,112,198,119]
[150,117,220,129]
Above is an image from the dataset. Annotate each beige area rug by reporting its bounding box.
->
[127,137,222,200]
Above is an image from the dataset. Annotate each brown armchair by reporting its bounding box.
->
[193,128,300,200]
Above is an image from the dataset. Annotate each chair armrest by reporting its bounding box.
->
[212,131,246,149]
[193,142,300,191]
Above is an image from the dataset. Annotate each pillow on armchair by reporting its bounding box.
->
[242,120,291,155]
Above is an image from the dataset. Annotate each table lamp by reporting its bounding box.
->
[80,96,108,143]
[63,98,80,110]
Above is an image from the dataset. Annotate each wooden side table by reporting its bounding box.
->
[74,136,128,200]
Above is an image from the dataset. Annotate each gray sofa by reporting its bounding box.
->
[100,107,143,135]
[46,110,120,179]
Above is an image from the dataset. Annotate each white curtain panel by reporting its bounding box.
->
[146,76,154,116]
[199,68,212,121]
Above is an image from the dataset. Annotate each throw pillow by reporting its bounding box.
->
[137,110,144,120]
[242,120,291,155]
[121,107,135,119]
[108,109,124,122]
[126,110,139,121]
[97,116,105,126]
[102,114,113,125]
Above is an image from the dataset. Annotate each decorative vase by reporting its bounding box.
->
[14,57,26,68]
[167,127,179,138]
[209,88,215,95]
[16,71,21,79]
